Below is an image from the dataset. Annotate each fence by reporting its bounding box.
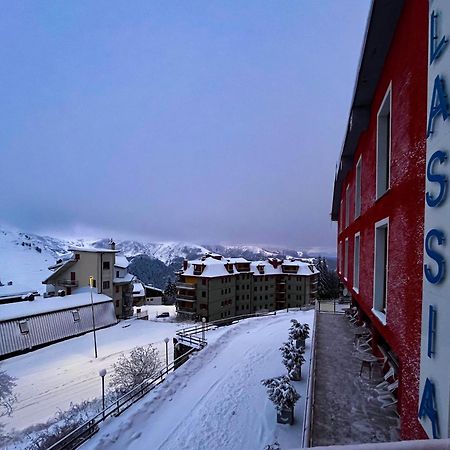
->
[302,308,318,447]
[316,298,347,314]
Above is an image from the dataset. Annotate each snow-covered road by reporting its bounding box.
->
[85,310,315,450]
[2,315,183,432]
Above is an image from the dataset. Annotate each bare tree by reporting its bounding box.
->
[0,364,17,432]
[110,345,162,394]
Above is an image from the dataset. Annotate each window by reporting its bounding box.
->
[355,156,362,218]
[344,238,349,280]
[72,310,80,322]
[19,320,29,334]
[103,281,110,290]
[75,253,80,260]
[377,86,391,198]
[354,233,360,292]
[116,270,120,278]
[115,300,120,307]
[202,279,206,285]
[103,261,110,270]
[345,185,350,227]
[202,291,206,298]
[115,286,120,293]
[373,219,389,323]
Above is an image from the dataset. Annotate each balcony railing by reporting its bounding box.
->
[176,282,196,290]
[57,280,78,287]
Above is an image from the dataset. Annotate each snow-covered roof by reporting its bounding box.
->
[42,259,77,284]
[113,273,134,284]
[68,246,118,253]
[250,260,318,276]
[143,285,163,293]
[132,281,145,297]
[114,255,129,269]
[0,287,112,322]
[179,254,318,278]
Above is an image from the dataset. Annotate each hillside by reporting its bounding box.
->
[0,229,331,292]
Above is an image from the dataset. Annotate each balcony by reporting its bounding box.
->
[176,294,197,301]
[57,280,78,287]
[176,282,196,290]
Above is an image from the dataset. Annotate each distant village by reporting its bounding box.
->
[0,240,319,359]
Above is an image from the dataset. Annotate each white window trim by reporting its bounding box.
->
[344,237,349,281]
[338,240,342,275]
[372,217,389,325]
[355,156,362,219]
[353,232,360,293]
[345,185,350,228]
[376,83,392,200]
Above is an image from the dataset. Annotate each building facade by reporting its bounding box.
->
[332,0,449,440]
[43,245,133,318]
[176,254,318,321]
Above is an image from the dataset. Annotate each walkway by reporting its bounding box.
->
[311,312,399,446]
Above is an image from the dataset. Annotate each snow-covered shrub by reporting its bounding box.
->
[110,344,162,394]
[0,364,17,431]
[288,319,310,344]
[24,398,102,450]
[264,442,281,450]
[280,340,305,380]
[261,375,300,412]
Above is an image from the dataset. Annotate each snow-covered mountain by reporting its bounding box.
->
[0,228,314,293]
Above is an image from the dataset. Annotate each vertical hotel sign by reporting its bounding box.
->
[420,1,450,439]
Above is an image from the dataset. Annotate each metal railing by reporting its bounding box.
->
[302,308,318,447]
[57,280,79,287]
[47,347,198,450]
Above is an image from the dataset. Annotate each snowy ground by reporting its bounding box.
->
[84,310,315,450]
[311,312,399,445]
[2,306,181,433]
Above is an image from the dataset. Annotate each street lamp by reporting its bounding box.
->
[99,368,107,418]
[202,317,206,342]
[89,276,98,359]
[164,337,169,373]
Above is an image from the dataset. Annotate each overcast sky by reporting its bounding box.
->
[0,1,370,253]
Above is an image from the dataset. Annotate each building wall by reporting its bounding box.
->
[0,301,117,357]
[337,1,427,440]
[178,271,315,321]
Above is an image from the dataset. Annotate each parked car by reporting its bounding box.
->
[156,312,170,318]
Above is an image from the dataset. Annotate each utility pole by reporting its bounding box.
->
[90,276,98,359]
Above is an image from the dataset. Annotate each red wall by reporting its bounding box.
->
[337,0,428,440]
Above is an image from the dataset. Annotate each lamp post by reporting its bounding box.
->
[164,337,169,373]
[202,317,206,342]
[99,368,107,418]
[89,276,98,359]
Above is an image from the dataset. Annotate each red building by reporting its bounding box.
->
[331,0,429,440]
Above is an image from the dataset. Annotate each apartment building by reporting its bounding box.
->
[332,0,449,440]
[176,254,318,321]
[43,243,133,318]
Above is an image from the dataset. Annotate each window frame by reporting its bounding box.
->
[376,84,392,199]
[355,156,362,218]
[19,320,29,334]
[372,218,389,325]
[353,232,360,293]
[344,238,349,281]
[345,185,350,228]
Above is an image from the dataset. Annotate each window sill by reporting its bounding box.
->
[375,187,391,202]
[371,308,387,326]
